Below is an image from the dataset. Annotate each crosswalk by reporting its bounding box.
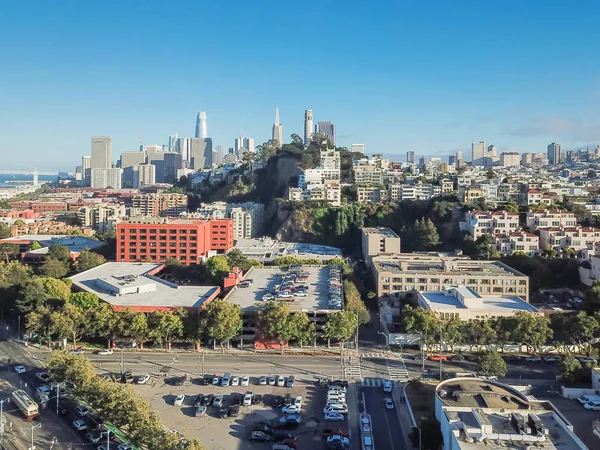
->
[359,377,387,387]
[386,358,409,381]
[343,356,362,381]
[360,352,386,359]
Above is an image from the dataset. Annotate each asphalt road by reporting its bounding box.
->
[358,386,407,450]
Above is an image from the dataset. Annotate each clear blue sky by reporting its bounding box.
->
[1,0,599,171]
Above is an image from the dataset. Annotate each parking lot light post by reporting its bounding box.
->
[55,382,66,414]
[23,423,41,450]
[0,397,10,442]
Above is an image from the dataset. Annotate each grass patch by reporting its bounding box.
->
[406,381,437,425]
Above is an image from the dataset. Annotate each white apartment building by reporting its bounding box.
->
[539,226,600,252]
[78,204,127,233]
[289,150,341,206]
[131,164,156,188]
[493,231,539,257]
[227,203,265,240]
[289,184,341,206]
[90,168,123,189]
[520,189,552,206]
[299,168,340,187]
[354,165,383,184]
[526,209,577,232]
[320,149,340,170]
[460,210,519,239]
[500,152,520,167]
[357,186,385,203]
[399,183,434,201]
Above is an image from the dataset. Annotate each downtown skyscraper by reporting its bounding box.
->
[315,121,336,147]
[547,142,562,164]
[195,112,207,138]
[272,107,283,147]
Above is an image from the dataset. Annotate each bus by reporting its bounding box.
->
[11,389,39,419]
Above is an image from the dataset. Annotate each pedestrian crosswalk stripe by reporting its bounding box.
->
[386,359,409,381]
[360,352,386,359]
[359,378,386,387]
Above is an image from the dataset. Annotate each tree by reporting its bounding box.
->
[552,312,599,355]
[513,311,553,354]
[442,317,463,351]
[503,200,519,213]
[130,313,151,349]
[42,258,69,278]
[411,218,440,251]
[89,302,122,348]
[0,243,18,262]
[76,248,106,271]
[47,243,70,262]
[226,249,261,272]
[289,312,315,347]
[584,280,600,314]
[559,355,583,384]
[323,311,358,346]
[462,319,497,352]
[203,255,231,284]
[0,224,11,239]
[68,292,99,309]
[200,299,243,352]
[477,351,507,377]
[40,277,71,301]
[493,316,516,352]
[256,301,297,354]
[343,280,370,325]
[25,305,54,347]
[16,279,49,314]
[149,310,183,349]
[51,303,89,348]
[30,241,42,250]
[403,306,440,349]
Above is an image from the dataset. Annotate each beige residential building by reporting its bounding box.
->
[441,179,454,193]
[460,210,519,239]
[288,184,341,206]
[131,193,188,217]
[320,149,340,170]
[539,226,600,252]
[526,209,577,232]
[370,253,529,300]
[78,204,127,233]
[520,189,552,206]
[493,231,539,256]
[460,186,484,203]
[354,165,383,184]
[226,203,265,240]
[357,186,385,203]
[361,227,401,258]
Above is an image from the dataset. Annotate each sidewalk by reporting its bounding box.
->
[392,382,417,449]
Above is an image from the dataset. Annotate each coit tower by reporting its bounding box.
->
[304,109,313,144]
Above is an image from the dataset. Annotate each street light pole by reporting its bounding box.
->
[56,382,66,415]
[439,326,444,382]
[23,423,41,450]
[0,397,10,442]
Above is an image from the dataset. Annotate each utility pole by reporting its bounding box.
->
[56,382,66,414]
[17,315,20,339]
[23,423,41,450]
[439,326,443,382]
[0,397,10,442]
[119,350,124,374]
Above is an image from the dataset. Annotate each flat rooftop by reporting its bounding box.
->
[362,227,399,238]
[233,238,342,260]
[420,287,538,314]
[2,234,104,252]
[373,254,526,277]
[69,262,219,309]
[225,266,342,313]
[438,378,539,410]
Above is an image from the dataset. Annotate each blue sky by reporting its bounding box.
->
[1,1,599,171]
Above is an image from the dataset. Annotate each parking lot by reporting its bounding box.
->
[130,374,352,450]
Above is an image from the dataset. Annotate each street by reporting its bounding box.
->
[357,386,407,450]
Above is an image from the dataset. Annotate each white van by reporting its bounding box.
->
[323,403,348,414]
[584,401,600,410]
[578,394,600,404]
[221,372,231,387]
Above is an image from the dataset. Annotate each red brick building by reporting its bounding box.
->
[116,218,234,264]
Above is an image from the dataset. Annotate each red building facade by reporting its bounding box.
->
[116,218,233,264]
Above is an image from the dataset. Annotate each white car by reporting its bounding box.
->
[327,436,350,446]
[36,372,50,382]
[98,349,113,356]
[241,376,250,386]
[384,398,394,409]
[526,356,542,363]
[212,376,220,385]
[73,419,87,431]
[243,393,253,406]
[14,365,26,374]
[324,404,348,414]
[544,355,561,363]
[259,376,267,385]
[294,291,308,297]
[361,414,371,433]
[213,395,224,408]
[294,396,303,408]
[117,445,132,450]
[282,405,301,414]
[277,376,285,387]
[268,376,276,386]
[383,381,392,392]
[324,412,345,422]
[136,374,150,384]
[262,293,275,301]
[174,394,185,406]
[231,376,240,387]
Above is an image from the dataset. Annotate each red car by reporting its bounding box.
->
[428,354,448,362]
[323,428,349,438]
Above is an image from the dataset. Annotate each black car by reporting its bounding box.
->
[85,431,104,443]
[171,377,185,386]
[218,407,228,418]
[450,354,465,361]
[228,405,240,417]
[283,394,293,406]
[231,394,242,406]
[193,394,204,407]
[329,380,349,388]
[120,371,134,383]
[85,414,103,430]
[202,394,214,406]
[251,394,263,405]
[273,396,284,408]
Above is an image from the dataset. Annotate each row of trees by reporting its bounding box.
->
[45,351,203,450]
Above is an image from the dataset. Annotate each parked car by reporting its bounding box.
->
[545,355,562,363]
[70,348,85,355]
[14,365,26,374]
[75,405,90,416]
[252,394,263,405]
[241,376,250,386]
[195,405,207,417]
[243,392,253,406]
[259,376,268,385]
[228,405,240,417]
[428,354,447,361]
[231,376,240,386]
[262,293,275,301]
[525,356,542,363]
[97,349,113,356]
[324,412,345,422]
[286,376,295,388]
[579,356,597,364]
[193,394,204,407]
[213,395,224,408]
[218,407,228,418]
[212,376,220,385]
[36,372,50,382]
[450,354,465,361]
[250,431,272,443]
[269,376,277,386]
[279,415,301,425]
[174,394,185,406]
[136,374,150,384]
[72,419,88,431]
[273,396,284,408]
[282,405,301,414]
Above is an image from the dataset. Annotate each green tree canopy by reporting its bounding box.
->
[200,299,243,352]
[226,249,262,272]
[559,355,583,385]
[40,277,71,301]
[47,243,70,262]
[403,306,441,349]
[411,218,440,251]
[0,242,19,262]
[343,280,370,325]
[203,255,231,284]
[41,258,69,278]
[30,241,43,250]
[130,312,151,349]
[289,312,315,347]
[256,301,298,354]
[477,351,507,377]
[68,291,99,309]
[76,248,106,272]
[50,303,89,347]
[323,310,358,345]
[16,279,49,314]
[149,310,183,348]
[512,311,553,354]
[584,280,600,314]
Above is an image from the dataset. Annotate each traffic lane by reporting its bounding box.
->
[362,387,404,450]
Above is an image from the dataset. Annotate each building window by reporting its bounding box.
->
[430,278,440,284]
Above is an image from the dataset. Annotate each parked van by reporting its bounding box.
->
[323,403,348,414]
[221,372,231,387]
[577,394,600,404]
[584,401,600,410]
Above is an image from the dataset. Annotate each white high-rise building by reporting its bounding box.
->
[304,110,313,144]
[177,137,191,164]
[234,137,254,156]
[407,151,415,164]
[195,112,207,138]
[131,164,156,188]
[547,142,562,164]
[168,134,178,153]
[272,107,283,147]
[90,168,122,189]
[471,141,486,164]
[82,155,91,181]
[351,144,365,154]
[91,136,112,169]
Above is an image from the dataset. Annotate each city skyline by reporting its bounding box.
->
[2,2,600,171]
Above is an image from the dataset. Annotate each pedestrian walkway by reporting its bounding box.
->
[343,356,362,381]
[360,352,386,359]
[358,377,386,387]
[386,358,409,381]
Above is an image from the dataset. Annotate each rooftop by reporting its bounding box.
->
[224,266,341,313]
[373,254,527,277]
[420,286,538,314]
[1,234,104,252]
[69,262,220,309]
[232,238,341,261]
[362,227,400,238]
